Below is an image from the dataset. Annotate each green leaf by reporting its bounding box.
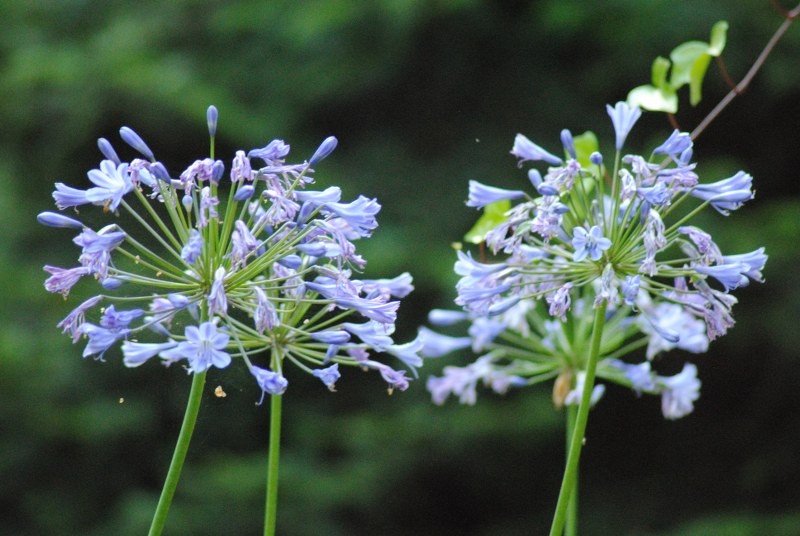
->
[572,131,598,168]
[669,40,709,89]
[464,200,510,244]
[626,57,678,113]
[708,20,729,56]
[627,84,678,113]
[651,56,671,88]
[689,53,713,106]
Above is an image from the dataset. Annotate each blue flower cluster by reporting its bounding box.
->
[422,102,766,418]
[40,107,421,400]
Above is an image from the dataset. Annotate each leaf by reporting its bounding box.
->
[689,53,713,106]
[668,21,728,106]
[708,20,729,56]
[572,131,599,168]
[651,56,671,88]
[464,200,510,244]
[669,41,709,89]
[626,56,678,113]
[627,84,678,113]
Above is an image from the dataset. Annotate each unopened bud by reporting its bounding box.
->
[97,138,121,165]
[119,127,154,160]
[206,105,218,138]
[309,136,338,165]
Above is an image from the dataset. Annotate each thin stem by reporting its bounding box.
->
[549,301,608,536]
[691,3,800,140]
[148,371,207,536]
[263,392,283,536]
[565,404,579,536]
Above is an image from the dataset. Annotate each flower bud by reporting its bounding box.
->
[119,126,155,160]
[206,105,218,138]
[233,184,255,202]
[560,129,576,159]
[309,136,338,165]
[37,211,84,229]
[97,138,121,165]
[211,160,225,184]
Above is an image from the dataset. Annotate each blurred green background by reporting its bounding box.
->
[2,1,799,534]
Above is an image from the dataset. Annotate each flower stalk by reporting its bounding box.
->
[264,392,283,536]
[40,107,423,532]
[148,371,207,536]
[550,302,607,536]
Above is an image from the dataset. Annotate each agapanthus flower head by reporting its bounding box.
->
[425,102,766,418]
[41,107,421,400]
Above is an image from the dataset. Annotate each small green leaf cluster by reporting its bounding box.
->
[628,21,729,113]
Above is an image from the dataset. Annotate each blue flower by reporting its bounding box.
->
[312,364,341,391]
[689,171,753,215]
[418,327,471,358]
[361,272,415,300]
[252,366,289,402]
[53,160,133,211]
[421,102,764,418]
[466,180,526,208]
[73,227,126,280]
[606,101,642,150]
[653,129,692,157]
[207,267,228,316]
[572,225,612,262]
[695,263,750,291]
[659,363,701,420]
[43,265,91,296]
[122,340,179,368]
[511,133,563,166]
[57,295,102,342]
[80,323,128,359]
[181,229,204,264]
[248,139,290,165]
[160,322,231,373]
[722,248,767,283]
[335,296,399,325]
[42,108,421,401]
[342,321,394,351]
[325,196,381,237]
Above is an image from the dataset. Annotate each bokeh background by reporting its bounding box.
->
[2,1,799,534]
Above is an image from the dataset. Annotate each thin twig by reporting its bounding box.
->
[691,2,800,140]
[714,56,739,92]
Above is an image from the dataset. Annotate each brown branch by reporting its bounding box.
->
[714,56,740,93]
[770,0,800,19]
[666,113,681,131]
[690,2,800,140]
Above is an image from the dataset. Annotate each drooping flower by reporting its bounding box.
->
[659,363,701,420]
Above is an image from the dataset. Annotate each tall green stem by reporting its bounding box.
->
[565,404,578,536]
[148,371,207,536]
[263,393,283,536]
[550,301,607,536]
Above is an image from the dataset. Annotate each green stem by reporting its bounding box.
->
[565,404,578,536]
[148,371,207,536]
[263,393,283,536]
[549,301,607,536]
